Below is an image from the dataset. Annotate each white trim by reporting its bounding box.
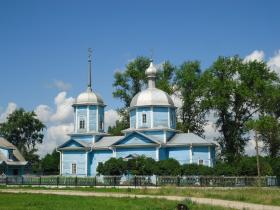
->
[85,152,88,176]
[189,145,193,164]
[208,146,211,167]
[156,146,160,161]
[96,106,99,132]
[163,130,167,143]
[71,161,77,175]
[135,107,138,129]
[75,107,78,132]
[151,106,154,128]
[167,107,170,128]
[113,148,116,158]
[87,106,90,132]
[61,152,64,175]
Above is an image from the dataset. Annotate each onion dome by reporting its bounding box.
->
[130,61,175,108]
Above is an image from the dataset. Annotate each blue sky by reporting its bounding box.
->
[1,0,280,112]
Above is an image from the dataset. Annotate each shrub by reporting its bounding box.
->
[97,158,126,175]
[213,162,238,176]
[127,156,157,175]
[181,164,214,176]
[155,158,181,176]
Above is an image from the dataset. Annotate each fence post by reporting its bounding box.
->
[177,176,180,187]
[155,176,157,187]
[21,176,24,185]
[39,176,41,186]
[6,176,8,185]
[75,176,78,186]
[134,176,136,188]
[57,176,59,187]
[94,176,97,187]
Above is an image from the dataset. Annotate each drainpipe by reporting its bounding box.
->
[86,147,93,176]
[56,147,62,176]
[109,147,116,158]
[157,144,162,161]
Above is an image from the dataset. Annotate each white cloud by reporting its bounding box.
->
[0,102,17,123]
[104,109,120,131]
[37,123,74,157]
[48,80,72,91]
[268,50,280,76]
[50,92,74,123]
[243,50,265,63]
[35,105,52,123]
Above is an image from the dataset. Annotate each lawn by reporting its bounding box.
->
[0,193,232,210]
[3,185,279,206]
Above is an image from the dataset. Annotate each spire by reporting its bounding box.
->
[87,48,93,92]
[145,59,157,88]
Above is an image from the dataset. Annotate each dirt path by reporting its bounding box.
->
[0,188,279,210]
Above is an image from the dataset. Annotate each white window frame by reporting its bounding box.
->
[71,163,77,175]
[79,117,86,130]
[198,159,203,165]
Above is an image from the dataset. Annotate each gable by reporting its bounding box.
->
[58,139,85,149]
[113,132,158,146]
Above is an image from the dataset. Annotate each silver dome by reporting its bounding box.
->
[130,88,174,107]
[73,90,104,106]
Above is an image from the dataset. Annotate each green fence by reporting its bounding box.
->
[0,175,279,187]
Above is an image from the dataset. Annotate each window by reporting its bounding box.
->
[79,119,85,129]
[199,160,203,165]
[8,151,13,160]
[142,113,147,124]
[72,163,77,175]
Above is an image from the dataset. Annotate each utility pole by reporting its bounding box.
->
[255,131,261,186]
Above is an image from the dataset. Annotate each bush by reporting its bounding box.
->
[213,162,238,176]
[97,158,126,175]
[236,156,273,176]
[181,164,214,176]
[127,156,156,175]
[155,158,181,176]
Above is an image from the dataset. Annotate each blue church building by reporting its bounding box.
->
[57,54,216,176]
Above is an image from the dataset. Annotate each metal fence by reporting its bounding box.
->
[0,175,279,187]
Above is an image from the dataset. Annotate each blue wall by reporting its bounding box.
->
[142,130,165,142]
[168,147,190,164]
[90,150,112,176]
[137,107,151,128]
[89,106,97,131]
[116,147,157,159]
[192,146,210,166]
[130,109,136,128]
[76,106,87,133]
[154,107,168,127]
[62,151,86,176]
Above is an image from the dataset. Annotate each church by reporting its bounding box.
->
[57,53,217,176]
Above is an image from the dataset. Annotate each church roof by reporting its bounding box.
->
[93,136,123,149]
[167,133,217,146]
[73,90,105,106]
[130,61,175,108]
[0,137,27,165]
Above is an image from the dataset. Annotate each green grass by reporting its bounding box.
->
[0,193,232,210]
[2,185,279,206]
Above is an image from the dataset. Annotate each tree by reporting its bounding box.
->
[205,57,279,162]
[107,120,127,136]
[41,150,60,175]
[175,61,208,136]
[0,108,45,163]
[246,116,280,158]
